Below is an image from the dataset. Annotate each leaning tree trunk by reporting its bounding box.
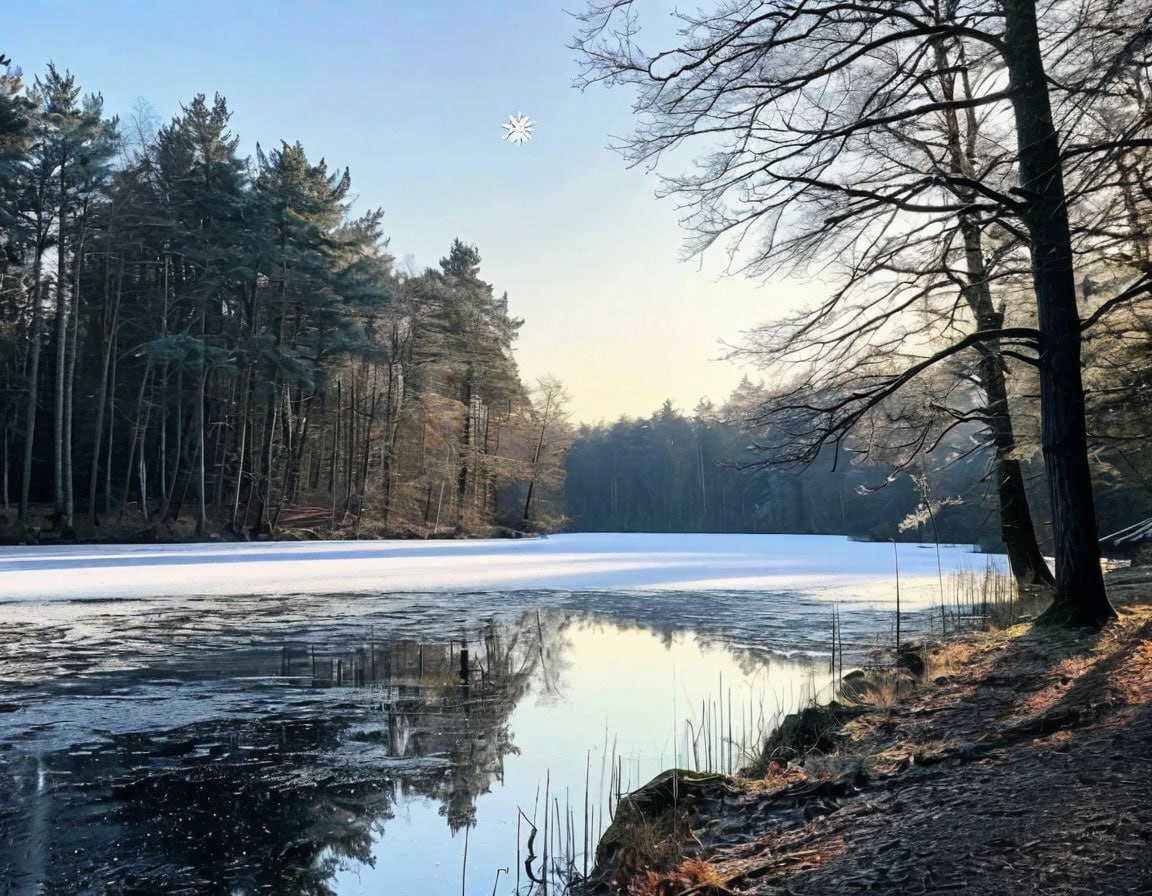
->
[159,366,182,521]
[978,335,1054,587]
[1002,0,1114,625]
[229,367,252,532]
[523,392,554,529]
[379,359,404,528]
[104,325,119,514]
[120,362,152,521]
[252,388,279,535]
[961,217,1054,588]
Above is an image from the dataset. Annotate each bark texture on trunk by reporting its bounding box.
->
[1002,0,1114,625]
[965,220,1054,588]
[936,35,1054,589]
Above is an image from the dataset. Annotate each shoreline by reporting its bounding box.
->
[585,566,1152,894]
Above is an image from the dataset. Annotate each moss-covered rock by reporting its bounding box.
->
[594,769,733,870]
[744,703,869,777]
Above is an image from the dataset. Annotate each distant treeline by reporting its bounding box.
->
[4,61,1149,549]
[0,66,566,540]
[564,389,1152,550]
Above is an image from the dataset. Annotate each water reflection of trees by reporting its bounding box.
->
[0,610,568,896]
[563,590,901,665]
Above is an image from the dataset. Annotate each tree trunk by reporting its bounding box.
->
[160,366,183,521]
[456,370,473,529]
[138,439,148,514]
[935,36,1054,589]
[975,324,1054,586]
[229,368,252,532]
[356,383,380,526]
[62,224,84,529]
[523,391,554,529]
[1002,0,1114,625]
[380,360,402,527]
[52,178,68,523]
[241,383,260,531]
[121,363,152,520]
[20,256,45,527]
[962,217,1053,587]
[104,327,118,514]
[253,390,279,535]
[194,366,208,536]
[329,378,340,495]
[343,374,357,517]
[212,382,230,508]
[283,384,311,507]
[89,259,122,528]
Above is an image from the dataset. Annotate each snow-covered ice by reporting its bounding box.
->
[0,532,1003,605]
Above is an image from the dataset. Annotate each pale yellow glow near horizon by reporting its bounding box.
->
[513,272,823,424]
[478,178,827,425]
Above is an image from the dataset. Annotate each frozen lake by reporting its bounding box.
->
[0,533,1003,894]
[0,531,994,603]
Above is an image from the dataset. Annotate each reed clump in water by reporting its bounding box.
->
[937,560,1051,635]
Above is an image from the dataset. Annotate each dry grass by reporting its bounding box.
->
[802,752,871,780]
[838,669,917,708]
[596,571,1152,896]
[597,807,699,894]
[922,639,983,682]
[682,588,1152,896]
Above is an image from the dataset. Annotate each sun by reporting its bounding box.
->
[502,112,534,145]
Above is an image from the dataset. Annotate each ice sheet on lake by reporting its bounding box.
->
[0,532,1004,605]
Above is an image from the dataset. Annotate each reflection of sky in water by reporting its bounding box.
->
[333,621,822,896]
[1,593,837,896]
[0,533,1007,894]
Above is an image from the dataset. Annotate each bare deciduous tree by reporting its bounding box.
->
[575,0,1146,625]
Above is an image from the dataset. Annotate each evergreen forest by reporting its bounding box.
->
[0,64,567,541]
[2,55,1151,555]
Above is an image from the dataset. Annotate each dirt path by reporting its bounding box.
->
[598,572,1152,895]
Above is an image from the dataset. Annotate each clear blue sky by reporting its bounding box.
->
[8,0,814,422]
